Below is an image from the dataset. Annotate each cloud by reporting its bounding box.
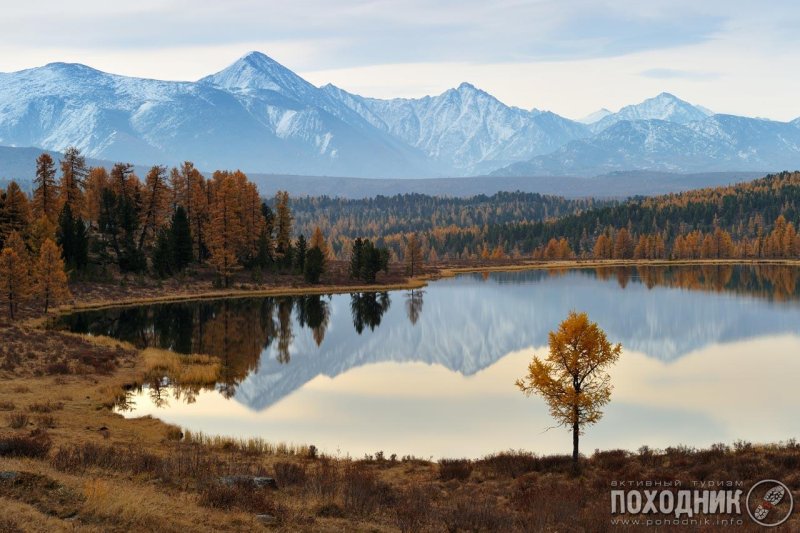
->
[1,1,800,121]
[0,0,728,70]
[639,68,721,81]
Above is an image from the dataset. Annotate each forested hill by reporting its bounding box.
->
[501,171,800,252]
[288,172,800,262]
[288,191,611,250]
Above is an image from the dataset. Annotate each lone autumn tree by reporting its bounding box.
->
[516,311,621,468]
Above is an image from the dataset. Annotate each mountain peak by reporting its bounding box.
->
[236,51,281,69]
[34,62,103,77]
[200,51,316,97]
[590,92,709,132]
[654,91,679,100]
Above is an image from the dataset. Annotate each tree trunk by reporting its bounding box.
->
[572,419,579,465]
[572,377,581,472]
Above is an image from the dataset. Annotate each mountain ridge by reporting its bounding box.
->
[2,51,800,179]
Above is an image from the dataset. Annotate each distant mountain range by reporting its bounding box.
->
[1,51,799,178]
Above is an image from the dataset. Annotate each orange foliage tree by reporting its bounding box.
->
[206,174,244,287]
[516,311,622,467]
[33,238,70,313]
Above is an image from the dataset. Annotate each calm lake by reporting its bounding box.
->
[57,265,800,459]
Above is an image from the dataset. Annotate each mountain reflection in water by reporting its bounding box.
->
[55,265,800,457]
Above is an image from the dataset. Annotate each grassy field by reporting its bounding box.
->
[1,260,799,531]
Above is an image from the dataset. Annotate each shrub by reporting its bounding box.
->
[36,414,57,429]
[305,460,338,499]
[478,451,540,478]
[439,458,473,481]
[394,485,435,533]
[199,481,277,514]
[274,461,307,487]
[0,401,15,411]
[0,429,52,458]
[45,361,70,375]
[341,464,380,516]
[7,413,28,429]
[592,449,630,471]
[439,492,514,532]
[28,401,64,413]
[316,502,346,518]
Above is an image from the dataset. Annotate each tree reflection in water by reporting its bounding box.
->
[350,292,391,334]
[57,264,800,403]
[405,289,424,326]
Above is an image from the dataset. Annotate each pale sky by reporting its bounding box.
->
[2,0,800,121]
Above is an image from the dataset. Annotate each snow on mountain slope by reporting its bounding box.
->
[495,114,800,176]
[1,52,797,179]
[0,53,434,177]
[590,92,711,133]
[322,82,589,173]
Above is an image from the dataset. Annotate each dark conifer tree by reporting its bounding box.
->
[170,206,193,272]
[152,227,174,278]
[304,246,325,283]
[294,234,307,273]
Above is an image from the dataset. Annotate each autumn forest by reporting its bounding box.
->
[1,148,800,322]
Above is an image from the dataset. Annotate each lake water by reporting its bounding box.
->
[57,265,800,459]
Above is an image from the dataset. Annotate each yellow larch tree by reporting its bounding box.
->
[0,245,29,320]
[33,238,71,313]
[138,165,172,251]
[84,167,109,226]
[516,311,622,468]
[309,226,331,260]
[404,233,424,276]
[207,174,244,287]
[0,181,31,244]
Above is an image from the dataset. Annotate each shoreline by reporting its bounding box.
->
[43,257,800,318]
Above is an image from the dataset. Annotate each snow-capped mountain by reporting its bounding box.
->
[496,114,800,176]
[322,82,589,173]
[589,92,712,133]
[0,53,433,178]
[2,52,800,179]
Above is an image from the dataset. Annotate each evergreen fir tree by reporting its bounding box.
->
[294,234,307,273]
[170,206,192,271]
[152,227,174,278]
[304,246,325,283]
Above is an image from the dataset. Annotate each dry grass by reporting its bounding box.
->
[141,348,221,386]
[183,430,311,457]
